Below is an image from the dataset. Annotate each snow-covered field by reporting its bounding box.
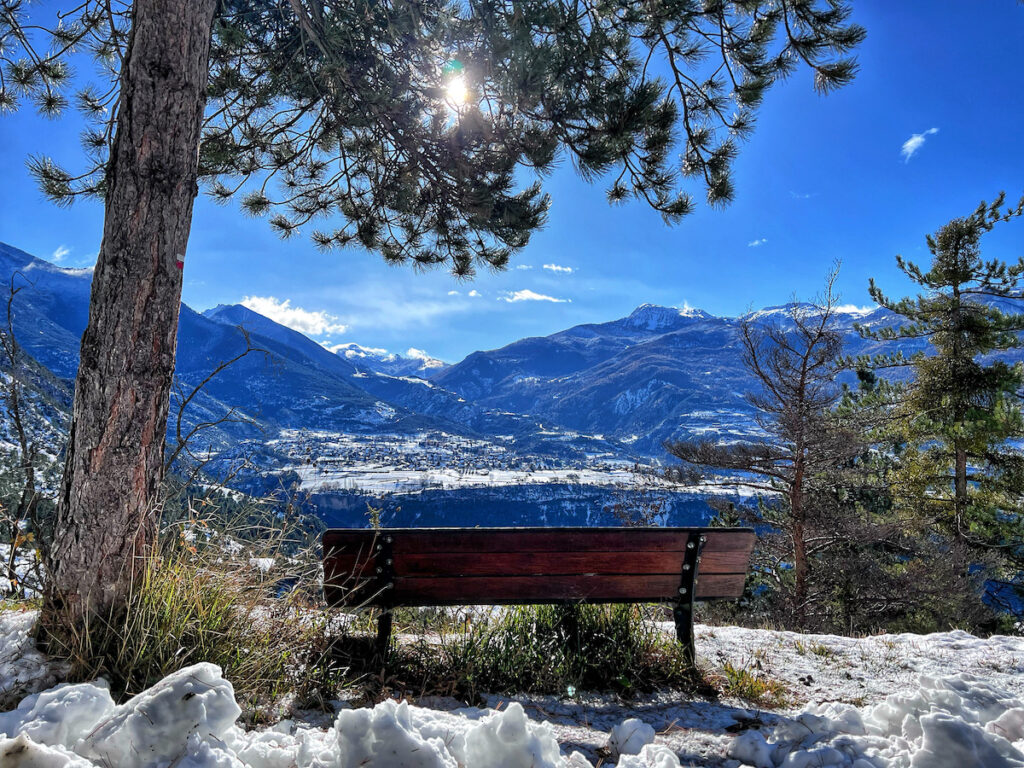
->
[294,463,661,494]
[1,607,1023,767]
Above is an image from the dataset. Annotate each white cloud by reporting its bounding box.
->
[515,264,533,270]
[901,127,939,162]
[301,277,491,333]
[543,263,574,274]
[834,304,876,315]
[789,191,814,200]
[747,238,768,248]
[241,296,348,337]
[51,245,70,263]
[447,290,460,296]
[500,289,570,304]
[468,289,481,297]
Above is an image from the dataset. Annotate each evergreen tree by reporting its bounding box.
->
[857,193,1024,571]
[816,369,990,634]
[1,0,865,625]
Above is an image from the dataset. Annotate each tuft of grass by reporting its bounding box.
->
[794,638,835,659]
[809,641,836,659]
[719,661,788,707]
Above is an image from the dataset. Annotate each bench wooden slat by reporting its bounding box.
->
[324,549,751,579]
[323,528,754,555]
[325,572,745,605]
[410,548,753,576]
[385,573,745,603]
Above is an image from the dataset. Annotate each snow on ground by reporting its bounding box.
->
[0,609,66,709]
[267,428,770,497]
[0,607,1022,767]
[292,458,762,498]
[294,463,670,494]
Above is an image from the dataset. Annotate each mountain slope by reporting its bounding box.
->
[205,304,575,449]
[0,246,437,445]
[433,303,919,455]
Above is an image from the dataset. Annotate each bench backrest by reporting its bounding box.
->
[322,527,755,608]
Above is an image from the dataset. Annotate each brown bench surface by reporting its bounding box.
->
[322,527,754,607]
[322,526,755,662]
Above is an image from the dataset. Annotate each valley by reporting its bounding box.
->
[0,240,906,529]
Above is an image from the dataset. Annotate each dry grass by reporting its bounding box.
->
[718,660,789,707]
[40,505,345,721]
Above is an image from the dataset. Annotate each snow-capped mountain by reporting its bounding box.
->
[330,342,448,378]
[432,301,911,455]
[621,303,714,331]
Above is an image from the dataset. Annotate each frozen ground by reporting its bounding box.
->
[1,606,1023,767]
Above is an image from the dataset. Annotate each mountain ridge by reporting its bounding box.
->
[0,240,931,460]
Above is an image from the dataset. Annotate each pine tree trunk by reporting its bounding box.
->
[954,445,968,535]
[43,0,217,626]
[952,443,971,594]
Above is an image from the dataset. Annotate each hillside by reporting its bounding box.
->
[433,303,913,455]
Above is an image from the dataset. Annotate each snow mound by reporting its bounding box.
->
[731,672,1024,768]
[78,663,241,768]
[0,611,65,709]
[461,701,565,767]
[0,732,96,767]
[1,662,665,767]
[334,699,457,767]
[608,717,656,757]
[0,681,114,748]
[617,744,686,768]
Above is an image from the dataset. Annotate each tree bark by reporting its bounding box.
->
[44,0,217,626]
[954,445,968,534]
[790,460,808,629]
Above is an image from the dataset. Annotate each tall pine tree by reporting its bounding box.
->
[858,193,1024,575]
[2,0,865,626]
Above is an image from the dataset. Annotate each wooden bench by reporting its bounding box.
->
[322,526,755,662]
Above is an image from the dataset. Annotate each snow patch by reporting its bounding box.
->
[3,611,1024,768]
[731,673,1024,768]
[0,611,65,709]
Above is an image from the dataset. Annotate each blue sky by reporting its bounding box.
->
[2,0,1023,363]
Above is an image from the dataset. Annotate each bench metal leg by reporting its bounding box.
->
[673,533,705,665]
[673,603,695,664]
[375,611,393,661]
